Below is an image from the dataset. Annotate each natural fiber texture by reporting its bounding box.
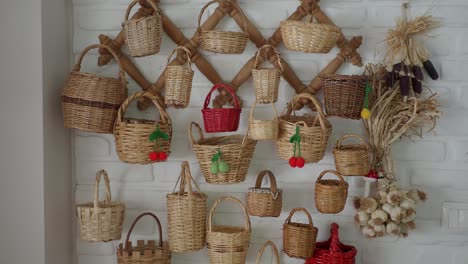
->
[283,208,318,259]
[333,134,370,176]
[247,170,282,217]
[166,161,207,252]
[189,122,256,184]
[76,170,125,242]
[252,45,283,103]
[62,44,128,133]
[202,83,241,133]
[117,212,171,264]
[256,240,280,264]
[207,197,251,264]
[123,0,162,57]
[114,91,172,164]
[315,170,349,214]
[249,102,279,140]
[322,74,368,119]
[165,46,194,109]
[277,93,332,163]
[198,0,248,54]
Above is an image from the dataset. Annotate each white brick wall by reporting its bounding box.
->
[72,1,468,263]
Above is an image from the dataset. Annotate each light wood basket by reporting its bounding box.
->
[249,102,279,140]
[165,46,194,109]
[247,170,282,217]
[333,134,370,176]
[315,170,349,214]
[252,45,283,103]
[283,208,318,259]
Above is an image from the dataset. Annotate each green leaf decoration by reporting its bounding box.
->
[149,131,159,142]
[149,125,169,142]
[289,134,298,143]
[211,151,221,162]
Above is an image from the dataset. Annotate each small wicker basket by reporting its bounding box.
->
[198,0,248,54]
[202,83,241,133]
[207,197,251,264]
[165,46,194,109]
[252,45,283,103]
[256,240,280,264]
[76,170,125,242]
[315,170,349,214]
[283,207,318,259]
[123,0,162,57]
[62,44,128,133]
[166,161,207,253]
[249,102,279,140]
[247,170,282,217]
[117,212,171,264]
[333,134,370,176]
[114,91,172,164]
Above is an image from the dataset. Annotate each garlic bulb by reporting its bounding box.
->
[390,206,406,223]
[387,190,402,205]
[373,224,386,237]
[371,209,388,225]
[400,199,416,209]
[382,203,394,214]
[402,208,416,223]
[355,211,370,226]
[407,189,427,203]
[362,225,376,238]
[376,190,388,204]
[386,221,400,235]
[361,197,378,214]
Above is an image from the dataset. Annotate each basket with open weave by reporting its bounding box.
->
[249,102,279,140]
[333,134,370,176]
[315,170,349,214]
[165,46,194,109]
[256,240,280,264]
[252,45,283,103]
[247,170,282,217]
[283,207,318,259]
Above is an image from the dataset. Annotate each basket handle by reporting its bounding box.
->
[124,212,163,249]
[329,223,342,253]
[254,170,278,195]
[203,83,240,109]
[285,93,327,132]
[208,196,251,232]
[253,45,283,72]
[197,0,248,36]
[255,240,280,264]
[249,101,278,122]
[115,91,171,126]
[93,170,112,210]
[166,46,193,72]
[172,161,202,195]
[188,122,205,145]
[336,134,369,151]
[124,0,160,22]
[285,207,313,227]
[317,170,346,186]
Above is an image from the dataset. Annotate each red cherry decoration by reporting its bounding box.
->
[158,152,168,161]
[149,151,159,161]
[289,157,297,167]
[296,157,305,168]
[366,170,378,179]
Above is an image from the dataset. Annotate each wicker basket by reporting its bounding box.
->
[202,83,241,133]
[114,91,172,164]
[321,75,368,119]
[252,45,283,103]
[198,0,248,54]
[165,46,194,109]
[256,240,280,264]
[249,102,279,140]
[117,212,171,264]
[305,223,357,264]
[166,161,207,253]
[62,44,128,133]
[189,122,256,184]
[276,93,332,163]
[283,208,318,259]
[247,170,282,217]
[76,170,126,242]
[207,197,251,264]
[315,170,349,214]
[333,134,370,176]
[123,0,162,57]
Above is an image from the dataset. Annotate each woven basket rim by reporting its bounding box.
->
[334,144,367,151]
[248,187,283,192]
[209,225,250,234]
[70,71,121,82]
[317,179,349,187]
[122,12,161,26]
[321,74,368,81]
[194,135,252,146]
[252,68,281,72]
[76,201,125,209]
[166,192,207,199]
[285,222,318,230]
[280,20,340,32]
[279,115,331,129]
[200,30,248,36]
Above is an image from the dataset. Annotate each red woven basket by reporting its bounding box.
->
[202,83,241,133]
[305,223,357,264]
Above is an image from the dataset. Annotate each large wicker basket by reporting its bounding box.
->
[315,170,349,214]
[202,83,241,133]
[189,122,256,184]
[123,0,162,57]
[117,212,171,264]
[249,102,279,141]
[252,45,283,103]
[62,44,128,133]
[276,93,332,163]
[247,170,282,217]
[114,91,172,164]
[333,134,370,176]
[166,161,207,253]
[256,240,280,264]
[283,208,318,259]
[198,0,248,54]
[76,170,126,242]
[165,46,194,109]
[321,74,368,119]
[207,197,251,264]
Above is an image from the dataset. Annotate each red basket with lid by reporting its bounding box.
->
[305,223,357,264]
[202,83,241,132]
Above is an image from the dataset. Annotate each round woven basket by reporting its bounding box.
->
[321,74,368,119]
[117,212,171,264]
[333,134,370,176]
[76,170,126,242]
[166,161,207,253]
[207,197,251,264]
[123,0,162,57]
[198,0,248,54]
[247,170,282,217]
[202,83,241,133]
[189,122,256,184]
[256,240,280,264]
[249,102,279,140]
[165,46,194,109]
[283,207,318,259]
[315,170,349,214]
[276,93,332,163]
[114,91,172,164]
[62,44,128,133]
[252,45,283,103]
